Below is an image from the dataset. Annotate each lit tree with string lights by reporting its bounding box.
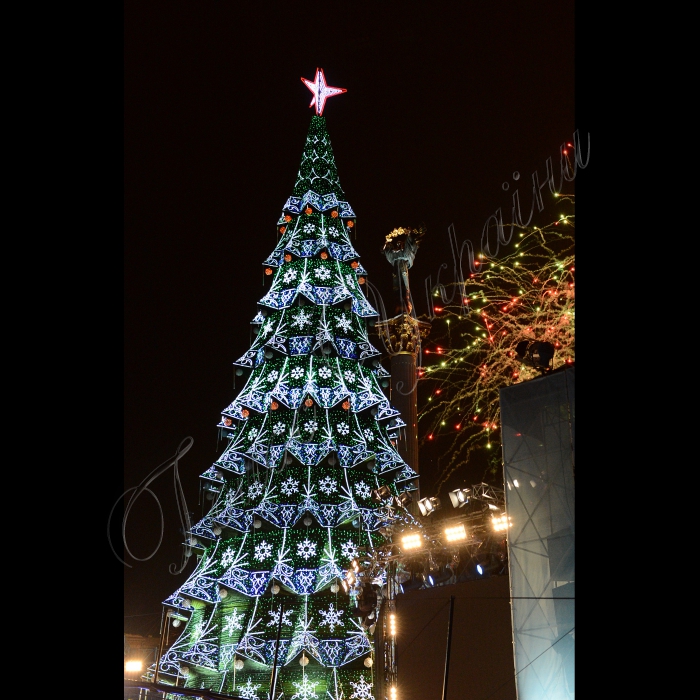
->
[417,195,575,494]
[151,69,419,700]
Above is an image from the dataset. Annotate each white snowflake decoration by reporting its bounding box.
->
[281,477,299,496]
[336,423,350,436]
[221,547,236,568]
[303,420,319,434]
[262,318,274,336]
[343,370,356,383]
[340,540,358,561]
[254,540,273,561]
[291,674,319,700]
[336,315,352,332]
[292,310,312,328]
[248,481,264,499]
[318,366,332,379]
[303,223,315,233]
[349,675,373,699]
[345,274,355,287]
[267,370,279,383]
[318,603,345,632]
[223,609,244,636]
[355,481,371,499]
[362,428,375,443]
[283,269,298,284]
[247,427,259,441]
[273,421,286,436]
[318,476,338,495]
[315,267,332,281]
[297,538,317,560]
[266,608,294,627]
[291,366,305,379]
[191,621,205,642]
[238,677,262,699]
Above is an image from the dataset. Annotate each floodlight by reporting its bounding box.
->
[417,496,441,516]
[448,488,470,508]
[401,532,423,550]
[444,523,467,542]
[395,491,413,508]
[371,485,392,502]
[125,660,143,674]
[491,514,512,532]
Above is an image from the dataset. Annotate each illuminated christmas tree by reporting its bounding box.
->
[153,69,419,700]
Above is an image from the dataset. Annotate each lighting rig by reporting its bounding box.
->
[340,482,510,599]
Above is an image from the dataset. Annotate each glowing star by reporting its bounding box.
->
[301,68,346,116]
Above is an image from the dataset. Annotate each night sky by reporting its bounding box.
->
[122,1,581,637]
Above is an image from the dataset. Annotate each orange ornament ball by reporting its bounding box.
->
[305,206,312,215]
[320,251,328,260]
[358,277,366,285]
[331,210,338,218]
[351,261,359,269]
[342,400,350,410]
[271,401,279,410]
[265,268,273,276]
[304,398,314,407]
[284,254,292,262]
[279,226,286,233]
[284,214,292,222]
[241,409,250,418]
[347,221,354,228]
[223,417,232,427]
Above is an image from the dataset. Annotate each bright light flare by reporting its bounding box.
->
[125,660,143,673]
[444,523,467,542]
[401,532,422,550]
[492,514,512,532]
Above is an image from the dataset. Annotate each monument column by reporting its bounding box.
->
[375,227,431,509]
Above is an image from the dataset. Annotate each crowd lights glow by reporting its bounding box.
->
[401,532,422,550]
[444,523,467,542]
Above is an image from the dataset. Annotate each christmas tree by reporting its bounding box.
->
[153,70,419,700]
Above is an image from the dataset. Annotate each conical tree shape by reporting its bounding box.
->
[155,115,419,700]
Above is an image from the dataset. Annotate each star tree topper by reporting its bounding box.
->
[301,68,346,116]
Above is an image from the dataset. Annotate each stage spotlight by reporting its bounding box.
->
[417,496,441,517]
[371,485,392,502]
[444,523,467,542]
[401,532,423,550]
[395,491,413,508]
[448,488,470,508]
[515,340,555,370]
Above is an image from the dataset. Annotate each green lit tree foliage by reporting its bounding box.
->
[155,115,418,700]
[418,196,575,493]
